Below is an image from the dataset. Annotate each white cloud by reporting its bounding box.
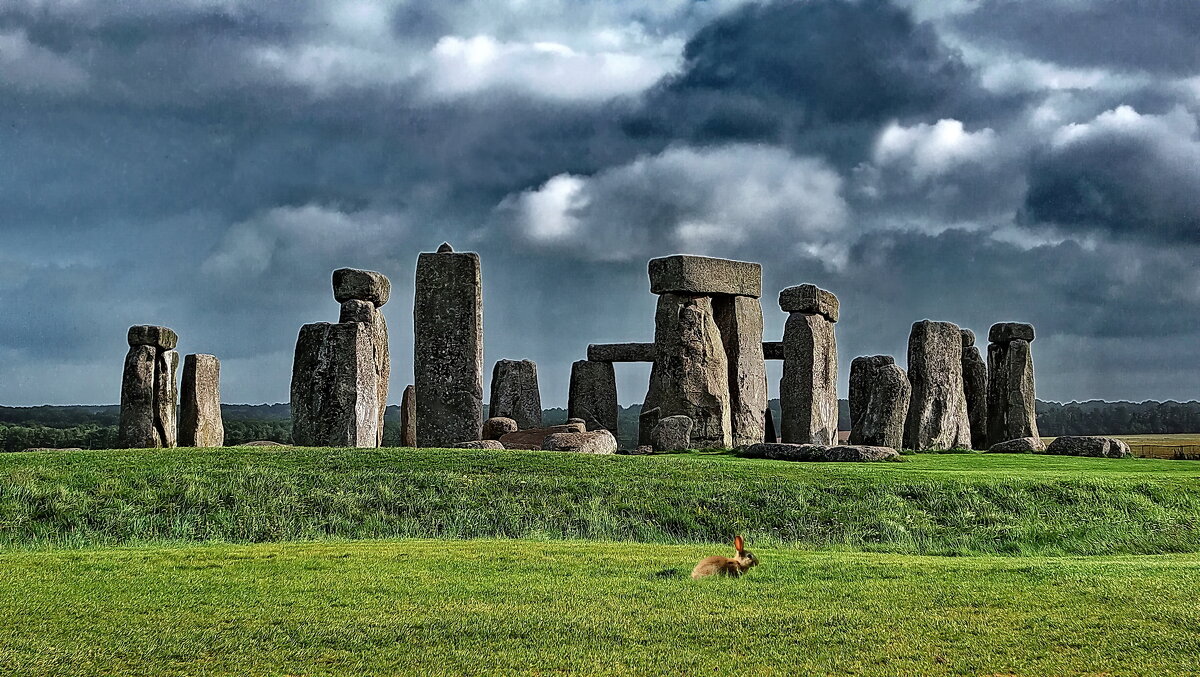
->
[872,118,997,183]
[0,29,88,94]
[1051,104,1198,149]
[495,144,849,262]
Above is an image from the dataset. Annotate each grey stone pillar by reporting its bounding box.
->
[568,360,618,434]
[119,325,179,449]
[986,322,1039,446]
[961,329,988,449]
[714,295,767,447]
[489,359,542,430]
[850,361,910,450]
[779,284,839,446]
[291,268,391,448]
[849,355,894,433]
[180,353,223,447]
[414,243,483,447]
[903,320,972,450]
[400,384,416,447]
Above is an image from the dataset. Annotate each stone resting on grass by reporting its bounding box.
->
[988,437,1045,453]
[1042,436,1131,458]
[741,442,899,462]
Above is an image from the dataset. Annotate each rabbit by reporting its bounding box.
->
[691,535,759,579]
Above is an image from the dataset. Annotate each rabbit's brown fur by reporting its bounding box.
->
[691,535,758,579]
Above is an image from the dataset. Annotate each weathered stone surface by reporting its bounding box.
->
[238,440,292,447]
[651,415,693,452]
[851,363,910,450]
[567,418,587,426]
[764,407,777,443]
[337,295,391,446]
[489,359,542,430]
[988,322,1035,344]
[1043,436,1131,458]
[988,436,1045,453]
[780,312,838,446]
[568,360,619,434]
[127,325,178,350]
[903,320,972,451]
[643,293,732,448]
[742,443,899,462]
[587,343,655,363]
[454,440,505,450]
[339,299,375,324]
[179,354,223,448]
[961,328,976,348]
[499,423,587,450]
[849,355,894,431]
[714,295,767,447]
[762,341,784,361]
[414,247,483,447]
[648,255,761,298]
[290,322,380,448]
[987,338,1039,448]
[637,406,661,447]
[400,384,416,447]
[154,350,179,449]
[778,284,840,322]
[482,416,518,440]
[541,430,618,454]
[962,343,988,449]
[333,268,391,307]
[118,344,160,448]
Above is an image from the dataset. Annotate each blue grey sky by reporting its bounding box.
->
[2,0,1198,407]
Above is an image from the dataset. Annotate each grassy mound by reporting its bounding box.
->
[3,540,1199,675]
[3,447,1200,554]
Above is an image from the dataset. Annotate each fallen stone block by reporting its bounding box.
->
[1042,436,1131,458]
[988,437,1046,453]
[541,430,618,454]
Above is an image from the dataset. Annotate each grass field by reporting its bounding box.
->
[3,446,1200,554]
[3,539,1199,676]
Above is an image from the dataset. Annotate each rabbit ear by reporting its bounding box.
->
[734,535,744,552]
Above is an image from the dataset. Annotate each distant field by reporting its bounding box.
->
[4,447,1200,555]
[2,540,1199,676]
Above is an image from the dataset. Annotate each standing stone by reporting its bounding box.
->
[336,270,391,448]
[638,406,661,447]
[779,285,839,446]
[651,415,694,452]
[643,293,731,448]
[764,406,778,443]
[713,295,768,447]
[489,359,542,430]
[987,323,1039,447]
[180,354,223,447]
[415,244,483,447]
[848,355,894,433]
[904,320,972,451]
[400,384,416,447]
[291,321,380,447]
[118,344,160,448]
[961,329,988,450]
[568,360,619,434]
[119,326,181,449]
[851,363,910,449]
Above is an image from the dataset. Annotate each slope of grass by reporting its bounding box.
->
[3,539,1199,676]
[4,447,1200,555]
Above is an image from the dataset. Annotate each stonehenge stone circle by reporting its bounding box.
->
[542,429,618,454]
[641,255,766,449]
[568,360,619,434]
[850,361,910,450]
[291,268,391,448]
[1043,436,1130,458]
[179,353,223,448]
[415,243,483,447]
[779,285,838,446]
[961,329,989,450]
[651,415,694,452]
[489,359,542,430]
[741,443,899,462]
[903,320,972,450]
[987,322,1039,448]
[482,416,518,440]
[400,384,416,447]
[118,326,179,449]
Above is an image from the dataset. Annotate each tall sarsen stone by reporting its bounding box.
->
[903,320,971,451]
[779,285,838,446]
[180,354,223,448]
[489,359,542,430]
[414,244,483,447]
[987,323,1039,447]
[568,360,618,434]
[118,325,180,449]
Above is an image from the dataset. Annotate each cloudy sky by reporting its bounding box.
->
[2,0,1199,408]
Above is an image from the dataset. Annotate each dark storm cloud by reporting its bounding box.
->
[955,0,1200,76]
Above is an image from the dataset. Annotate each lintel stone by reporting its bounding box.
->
[647,255,761,298]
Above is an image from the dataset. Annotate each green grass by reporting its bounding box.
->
[4,447,1200,555]
[2,539,1199,676]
